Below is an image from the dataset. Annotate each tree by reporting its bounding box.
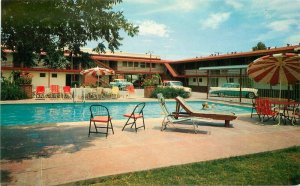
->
[252,42,267,51]
[1,0,138,68]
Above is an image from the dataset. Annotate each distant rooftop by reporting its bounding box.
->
[80,48,161,59]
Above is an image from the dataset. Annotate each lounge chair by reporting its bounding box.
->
[35,86,45,99]
[174,96,237,127]
[111,86,119,99]
[157,93,199,133]
[122,102,146,132]
[95,87,104,99]
[50,85,60,98]
[63,86,72,99]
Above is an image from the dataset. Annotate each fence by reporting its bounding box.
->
[206,75,300,105]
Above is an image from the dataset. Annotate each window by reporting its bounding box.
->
[128,62,133,67]
[146,63,150,68]
[198,78,202,82]
[52,73,57,78]
[134,62,139,67]
[193,78,196,82]
[40,73,46,77]
[140,62,145,68]
[229,77,234,83]
[122,61,127,67]
[151,63,156,68]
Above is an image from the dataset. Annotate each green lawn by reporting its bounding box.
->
[65,146,300,185]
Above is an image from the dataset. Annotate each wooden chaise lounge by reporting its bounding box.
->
[174,96,237,127]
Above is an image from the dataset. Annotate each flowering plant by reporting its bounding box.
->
[143,74,161,86]
[18,71,33,85]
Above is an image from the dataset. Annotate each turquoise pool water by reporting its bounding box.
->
[0,101,251,126]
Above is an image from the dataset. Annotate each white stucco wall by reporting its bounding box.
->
[2,70,69,88]
[31,72,67,88]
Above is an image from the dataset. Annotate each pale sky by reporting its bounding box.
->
[87,0,300,60]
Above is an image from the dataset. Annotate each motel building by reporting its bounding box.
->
[1,44,300,101]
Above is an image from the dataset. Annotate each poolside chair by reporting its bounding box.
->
[127,85,135,98]
[174,96,237,127]
[96,87,104,99]
[255,98,279,122]
[157,93,199,133]
[250,98,257,118]
[63,86,72,99]
[291,104,300,125]
[50,85,60,98]
[89,105,114,138]
[122,102,146,132]
[111,86,119,99]
[35,86,45,99]
[103,88,112,98]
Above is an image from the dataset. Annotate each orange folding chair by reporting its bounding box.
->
[122,102,146,132]
[89,105,114,138]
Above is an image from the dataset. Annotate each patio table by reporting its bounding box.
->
[270,100,300,124]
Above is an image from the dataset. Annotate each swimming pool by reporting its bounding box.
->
[0,101,251,126]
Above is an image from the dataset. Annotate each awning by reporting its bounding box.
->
[198,65,248,70]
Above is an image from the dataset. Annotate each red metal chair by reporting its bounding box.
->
[89,105,114,138]
[255,98,279,122]
[127,85,135,94]
[122,102,146,132]
[63,86,71,99]
[291,104,300,125]
[127,85,135,98]
[35,86,45,98]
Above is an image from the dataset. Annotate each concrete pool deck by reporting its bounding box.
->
[1,91,300,185]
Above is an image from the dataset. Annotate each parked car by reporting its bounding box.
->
[109,79,133,89]
[161,80,192,97]
[209,83,258,99]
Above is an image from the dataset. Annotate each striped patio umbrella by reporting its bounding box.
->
[80,66,115,86]
[247,53,300,125]
[247,53,300,86]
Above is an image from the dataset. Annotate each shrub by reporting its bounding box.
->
[151,87,189,99]
[143,74,162,86]
[15,71,33,85]
[1,78,27,100]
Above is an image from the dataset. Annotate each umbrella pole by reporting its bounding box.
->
[277,80,281,125]
[277,71,282,126]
